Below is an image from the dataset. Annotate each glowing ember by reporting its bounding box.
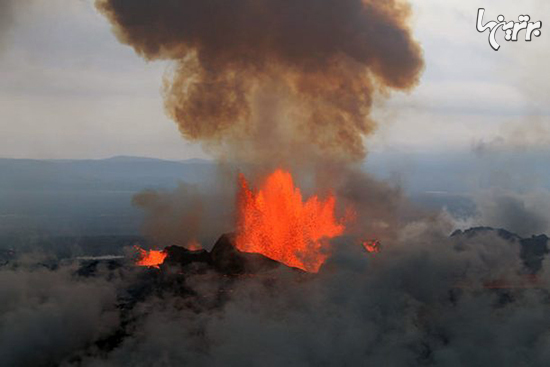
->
[362,240,381,253]
[235,169,347,272]
[187,239,203,251]
[134,246,167,268]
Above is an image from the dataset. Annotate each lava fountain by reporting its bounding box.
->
[134,246,167,268]
[235,169,350,272]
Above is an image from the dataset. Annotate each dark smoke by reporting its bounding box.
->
[97,0,423,163]
[132,181,236,249]
[474,190,550,237]
[0,254,120,367]
[0,0,16,51]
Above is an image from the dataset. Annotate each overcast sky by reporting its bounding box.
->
[0,0,548,160]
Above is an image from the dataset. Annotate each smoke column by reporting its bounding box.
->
[97,0,423,164]
[0,0,16,51]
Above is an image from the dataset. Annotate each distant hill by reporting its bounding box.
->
[452,226,549,273]
[1,151,549,237]
[0,156,216,192]
[0,157,216,236]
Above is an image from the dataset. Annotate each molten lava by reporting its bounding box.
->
[235,169,347,272]
[135,246,167,268]
[362,240,381,253]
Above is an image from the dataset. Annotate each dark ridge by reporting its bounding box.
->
[451,226,549,273]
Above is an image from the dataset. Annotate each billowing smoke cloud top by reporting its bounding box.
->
[97,0,423,164]
[0,0,16,51]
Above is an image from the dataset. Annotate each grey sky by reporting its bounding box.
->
[0,0,548,160]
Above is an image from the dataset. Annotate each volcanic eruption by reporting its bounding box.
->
[97,0,424,266]
[3,2,550,367]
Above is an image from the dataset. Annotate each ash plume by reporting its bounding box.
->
[97,0,423,163]
[132,181,236,249]
[0,0,16,51]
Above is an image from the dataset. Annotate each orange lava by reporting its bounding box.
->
[362,240,381,253]
[235,169,347,272]
[134,246,167,268]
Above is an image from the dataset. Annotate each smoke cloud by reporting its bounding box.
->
[0,0,16,51]
[98,0,426,251]
[3,218,549,366]
[132,181,236,249]
[97,0,423,164]
[473,190,550,237]
[0,254,120,367]
[472,119,550,156]
[83,223,550,367]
